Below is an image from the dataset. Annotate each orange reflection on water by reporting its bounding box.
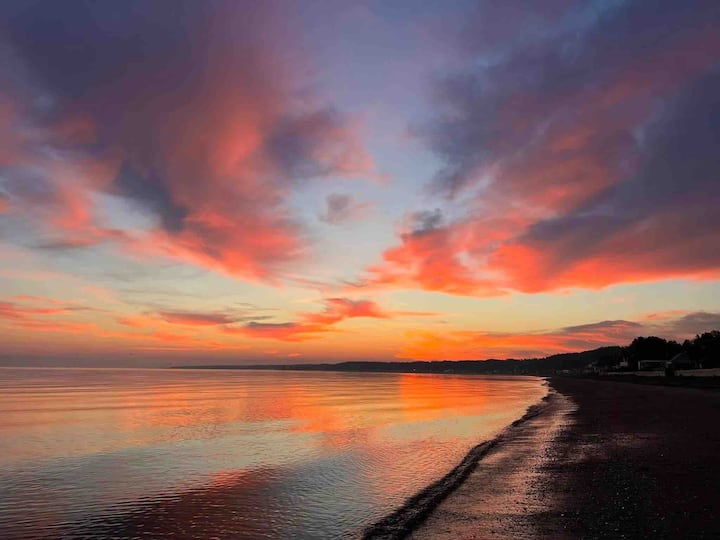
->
[397,373,488,423]
[0,368,548,540]
[0,369,543,463]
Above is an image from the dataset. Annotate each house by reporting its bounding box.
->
[610,358,629,371]
[637,360,666,371]
[668,351,696,370]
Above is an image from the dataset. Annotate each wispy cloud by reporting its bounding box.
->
[224,297,391,342]
[318,193,372,225]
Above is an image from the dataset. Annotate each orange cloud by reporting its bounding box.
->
[225,322,322,343]
[364,221,505,296]
[224,297,391,342]
[301,298,388,325]
[397,320,644,360]
[110,298,394,344]
[0,299,76,319]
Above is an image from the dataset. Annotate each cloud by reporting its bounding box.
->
[649,311,720,338]
[0,300,68,319]
[490,68,720,291]
[267,110,374,180]
[0,297,87,320]
[318,193,372,225]
[301,297,388,325]
[408,209,444,233]
[397,312,720,360]
[114,297,392,342]
[367,0,720,296]
[0,297,233,349]
[226,297,390,341]
[117,308,274,327]
[156,311,244,326]
[0,297,102,335]
[363,211,505,296]
[13,295,68,305]
[227,321,316,342]
[0,1,374,280]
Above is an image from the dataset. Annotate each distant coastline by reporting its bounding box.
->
[174,346,621,376]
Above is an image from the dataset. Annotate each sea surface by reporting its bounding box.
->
[0,367,546,539]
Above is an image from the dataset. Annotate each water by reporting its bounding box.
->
[0,367,546,539]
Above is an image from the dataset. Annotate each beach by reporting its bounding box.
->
[370,377,720,539]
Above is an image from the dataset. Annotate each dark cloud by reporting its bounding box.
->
[425,0,720,199]
[0,166,57,207]
[409,209,443,235]
[112,163,188,232]
[318,193,371,225]
[230,321,311,342]
[460,0,576,54]
[512,68,720,282]
[245,322,297,330]
[661,312,720,337]
[267,109,372,181]
[559,320,644,335]
[221,297,391,341]
[156,310,244,326]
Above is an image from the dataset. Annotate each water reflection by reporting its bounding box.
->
[58,467,290,540]
[0,368,546,539]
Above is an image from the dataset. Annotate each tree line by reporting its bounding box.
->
[618,331,720,370]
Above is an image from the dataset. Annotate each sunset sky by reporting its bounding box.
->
[1,0,719,366]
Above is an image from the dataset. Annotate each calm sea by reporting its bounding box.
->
[0,367,546,539]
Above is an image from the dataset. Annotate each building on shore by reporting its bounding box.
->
[668,352,697,370]
[638,360,666,371]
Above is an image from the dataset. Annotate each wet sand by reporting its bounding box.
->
[376,377,720,539]
[405,389,575,539]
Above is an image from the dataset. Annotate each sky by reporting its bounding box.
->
[1,0,719,366]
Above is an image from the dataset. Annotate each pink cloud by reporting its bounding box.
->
[301,298,388,325]
[225,297,391,342]
[0,2,375,282]
[0,299,76,319]
[363,215,505,296]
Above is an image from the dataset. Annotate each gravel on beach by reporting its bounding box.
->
[409,377,720,539]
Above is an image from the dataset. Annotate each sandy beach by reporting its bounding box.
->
[368,377,720,539]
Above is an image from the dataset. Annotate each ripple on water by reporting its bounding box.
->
[0,368,546,539]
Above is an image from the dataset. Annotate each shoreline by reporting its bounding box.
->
[363,383,560,539]
[374,376,720,539]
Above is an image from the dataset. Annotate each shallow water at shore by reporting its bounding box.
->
[0,368,545,539]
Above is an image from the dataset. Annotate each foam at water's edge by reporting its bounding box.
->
[362,387,555,540]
